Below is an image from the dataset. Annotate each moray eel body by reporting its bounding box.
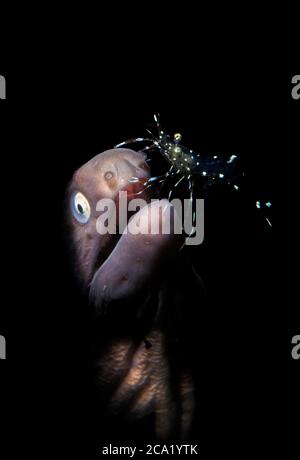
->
[66,148,198,439]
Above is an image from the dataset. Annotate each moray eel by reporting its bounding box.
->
[65,148,197,440]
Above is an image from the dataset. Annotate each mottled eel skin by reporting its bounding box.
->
[65,148,200,440]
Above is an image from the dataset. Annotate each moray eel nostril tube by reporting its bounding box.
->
[65,148,202,440]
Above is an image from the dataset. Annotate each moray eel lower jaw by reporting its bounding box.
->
[89,198,182,311]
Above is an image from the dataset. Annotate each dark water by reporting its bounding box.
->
[0,45,298,459]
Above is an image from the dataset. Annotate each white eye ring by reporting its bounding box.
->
[71,192,91,224]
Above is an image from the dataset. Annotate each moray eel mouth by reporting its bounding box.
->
[66,148,182,312]
[91,176,149,278]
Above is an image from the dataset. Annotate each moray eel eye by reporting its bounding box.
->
[104,171,114,181]
[71,192,91,224]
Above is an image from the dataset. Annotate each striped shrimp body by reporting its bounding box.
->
[115,114,272,228]
[115,114,240,200]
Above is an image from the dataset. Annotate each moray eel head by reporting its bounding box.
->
[66,148,182,311]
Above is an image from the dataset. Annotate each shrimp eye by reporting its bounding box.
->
[71,192,91,224]
[104,171,114,182]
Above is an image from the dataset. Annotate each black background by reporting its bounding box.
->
[0,22,299,459]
